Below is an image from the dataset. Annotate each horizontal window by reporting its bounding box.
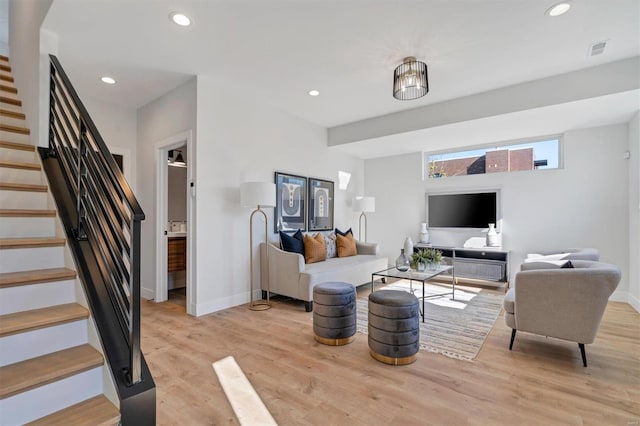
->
[426,137,560,179]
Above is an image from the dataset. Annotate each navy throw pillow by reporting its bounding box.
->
[335,227,353,237]
[561,260,575,269]
[280,230,305,256]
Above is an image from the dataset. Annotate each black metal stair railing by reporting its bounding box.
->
[48,54,144,385]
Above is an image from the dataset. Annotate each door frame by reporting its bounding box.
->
[155,130,196,315]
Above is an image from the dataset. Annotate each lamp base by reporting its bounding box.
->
[249,300,271,311]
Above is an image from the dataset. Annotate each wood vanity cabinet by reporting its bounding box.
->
[168,237,186,272]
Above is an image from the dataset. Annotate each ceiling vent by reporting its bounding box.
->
[589,40,607,57]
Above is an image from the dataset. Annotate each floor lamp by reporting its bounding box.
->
[241,182,276,311]
[353,196,375,242]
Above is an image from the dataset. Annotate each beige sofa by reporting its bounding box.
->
[261,241,388,311]
[504,260,621,366]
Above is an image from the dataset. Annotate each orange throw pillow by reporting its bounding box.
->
[304,233,327,264]
[336,232,357,257]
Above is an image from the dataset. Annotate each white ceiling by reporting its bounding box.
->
[41,0,639,157]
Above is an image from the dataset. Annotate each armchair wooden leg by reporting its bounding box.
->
[509,329,517,350]
[579,343,587,367]
[304,301,313,312]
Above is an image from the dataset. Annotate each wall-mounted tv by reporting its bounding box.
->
[427,191,498,228]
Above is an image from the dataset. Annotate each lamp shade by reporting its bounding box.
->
[240,182,276,208]
[353,196,375,213]
[393,56,428,101]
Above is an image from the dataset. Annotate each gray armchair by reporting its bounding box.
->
[525,248,600,261]
[503,260,621,366]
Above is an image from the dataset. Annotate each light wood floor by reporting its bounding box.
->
[141,286,640,425]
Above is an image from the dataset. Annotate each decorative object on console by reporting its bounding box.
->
[308,178,334,231]
[419,222,430,244]
[353,196,375,242]
[486,223,499,247]
[395,249,410,272]
[274,172,307,233]
[393,56,429,101]
[241,182,276,311]
[403,236,414,257]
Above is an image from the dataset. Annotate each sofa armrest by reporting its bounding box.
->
[356,241,379,255]
[261,243,306,299]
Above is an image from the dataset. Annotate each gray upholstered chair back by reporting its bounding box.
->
[527,248,600,261]
[513,260,620,345]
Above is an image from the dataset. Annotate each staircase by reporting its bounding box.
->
[0,55,121,425]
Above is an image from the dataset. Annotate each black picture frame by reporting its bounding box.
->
[308,178,334,231]
[274,172,307,233]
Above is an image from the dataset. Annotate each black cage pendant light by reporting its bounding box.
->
[393,56,429,100]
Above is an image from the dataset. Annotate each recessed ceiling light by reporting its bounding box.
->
[101,76,116,84]
[546,2,571,17]
[308,90,320,96]
[170,12,191,26]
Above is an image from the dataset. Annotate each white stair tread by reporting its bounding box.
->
[26,395,120,426]
[0,344,104,399]
[0,303,88,337]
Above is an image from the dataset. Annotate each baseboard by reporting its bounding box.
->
[141,287,155,301]
[194,291,251,317]
[609,290,628,303]
[628,292,640,313]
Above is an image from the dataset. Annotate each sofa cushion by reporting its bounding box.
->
[304,233,327,264]
[336,232,357,257]
[335,227,353,237]
[280,229,304,256]
[324,233,337,258]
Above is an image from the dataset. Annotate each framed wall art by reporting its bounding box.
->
[274,172,307,233]
[308,178,334,231]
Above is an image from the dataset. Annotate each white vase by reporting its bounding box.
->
[486,223,499,247]
[419,223,429,243]
[403,237,414,257]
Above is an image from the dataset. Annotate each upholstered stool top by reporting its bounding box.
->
[314,281,354,295]
[369,289,418,307]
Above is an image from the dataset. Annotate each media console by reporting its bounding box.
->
[414,243,509,288]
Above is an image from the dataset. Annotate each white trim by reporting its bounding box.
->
[154,130,196,315]
[627,292,640,313]
[609,290,628,303]
[141,287,155,301]
[194,292,253,317]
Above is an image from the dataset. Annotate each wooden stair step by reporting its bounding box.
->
[0,344,104,399]
[0,209,56,217]
[0,109,25,120]
[26,395,120,426]
[0,140,36,151]
[0,182,48,192]
[0,75,13,83]
[0,54,8,62]
[0,84,17,94]
[0,124,30,135]
[0,267,76,288]
[0,96,20,107]
[0,237,66,249]
[0,160,41,171]
[0,64,9,73]
[0,303,89,337]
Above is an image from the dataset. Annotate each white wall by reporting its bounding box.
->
[195,75,364,316]
[136,78,197,300]
[628,112,640,312]
[82,97,138,193]
[365,123,630,300]
[8,0,54,146]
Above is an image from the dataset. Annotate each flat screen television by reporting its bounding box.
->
[427,191,497,228]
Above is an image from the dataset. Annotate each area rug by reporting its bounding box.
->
[356,281,504,361]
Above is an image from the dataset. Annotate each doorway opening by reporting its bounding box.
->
[155,130,195,315]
